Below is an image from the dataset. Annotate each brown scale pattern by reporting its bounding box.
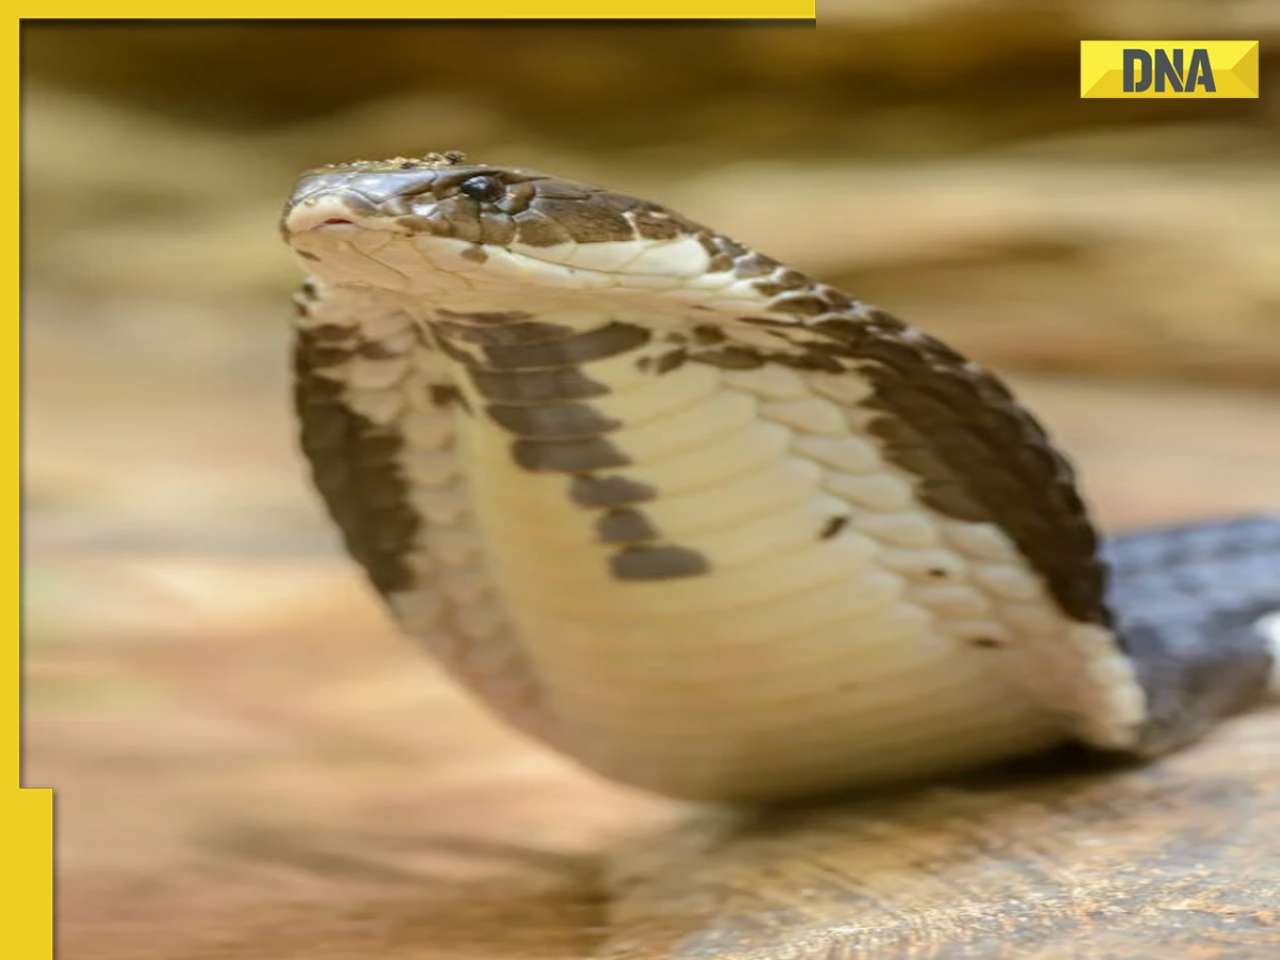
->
[428,316,713,582]
[677,234,1109,627]
[293,325,422,596]
[820,314,1106,626]
[703,292,1109,628]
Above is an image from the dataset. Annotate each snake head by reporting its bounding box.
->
[280,152,744,311]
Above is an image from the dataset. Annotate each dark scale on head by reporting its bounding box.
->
[458,175,506,204]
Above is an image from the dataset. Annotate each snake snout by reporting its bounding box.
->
[281,166,443,237]
[281,178,382,238]
[282,196,365,236]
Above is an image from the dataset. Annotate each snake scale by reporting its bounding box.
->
[281,151,1279,802]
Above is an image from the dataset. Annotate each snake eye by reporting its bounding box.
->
[458,175,505,203]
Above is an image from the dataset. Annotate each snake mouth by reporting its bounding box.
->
[282,191,385,236]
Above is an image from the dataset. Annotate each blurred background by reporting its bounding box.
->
[23,9,1280,959]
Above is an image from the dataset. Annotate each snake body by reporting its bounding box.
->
[282,152,1279,801]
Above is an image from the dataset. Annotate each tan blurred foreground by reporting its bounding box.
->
[26,311,1280,959]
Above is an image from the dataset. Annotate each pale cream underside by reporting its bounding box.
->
[295,226,1147,802]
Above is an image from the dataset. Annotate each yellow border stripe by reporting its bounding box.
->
[11,13,54,957]
[20,4,815,17]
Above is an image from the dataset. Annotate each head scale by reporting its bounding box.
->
[279,150,734,309]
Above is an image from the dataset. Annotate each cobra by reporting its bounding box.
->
[281,151,1280,802]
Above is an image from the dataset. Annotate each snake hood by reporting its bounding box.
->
[281,151,1279,802]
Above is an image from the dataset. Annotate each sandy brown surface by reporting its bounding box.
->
[26,314,1280,959]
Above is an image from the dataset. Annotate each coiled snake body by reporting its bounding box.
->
[281,152,1279,801]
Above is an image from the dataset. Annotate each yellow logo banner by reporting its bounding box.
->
[1080,41,1260,99]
